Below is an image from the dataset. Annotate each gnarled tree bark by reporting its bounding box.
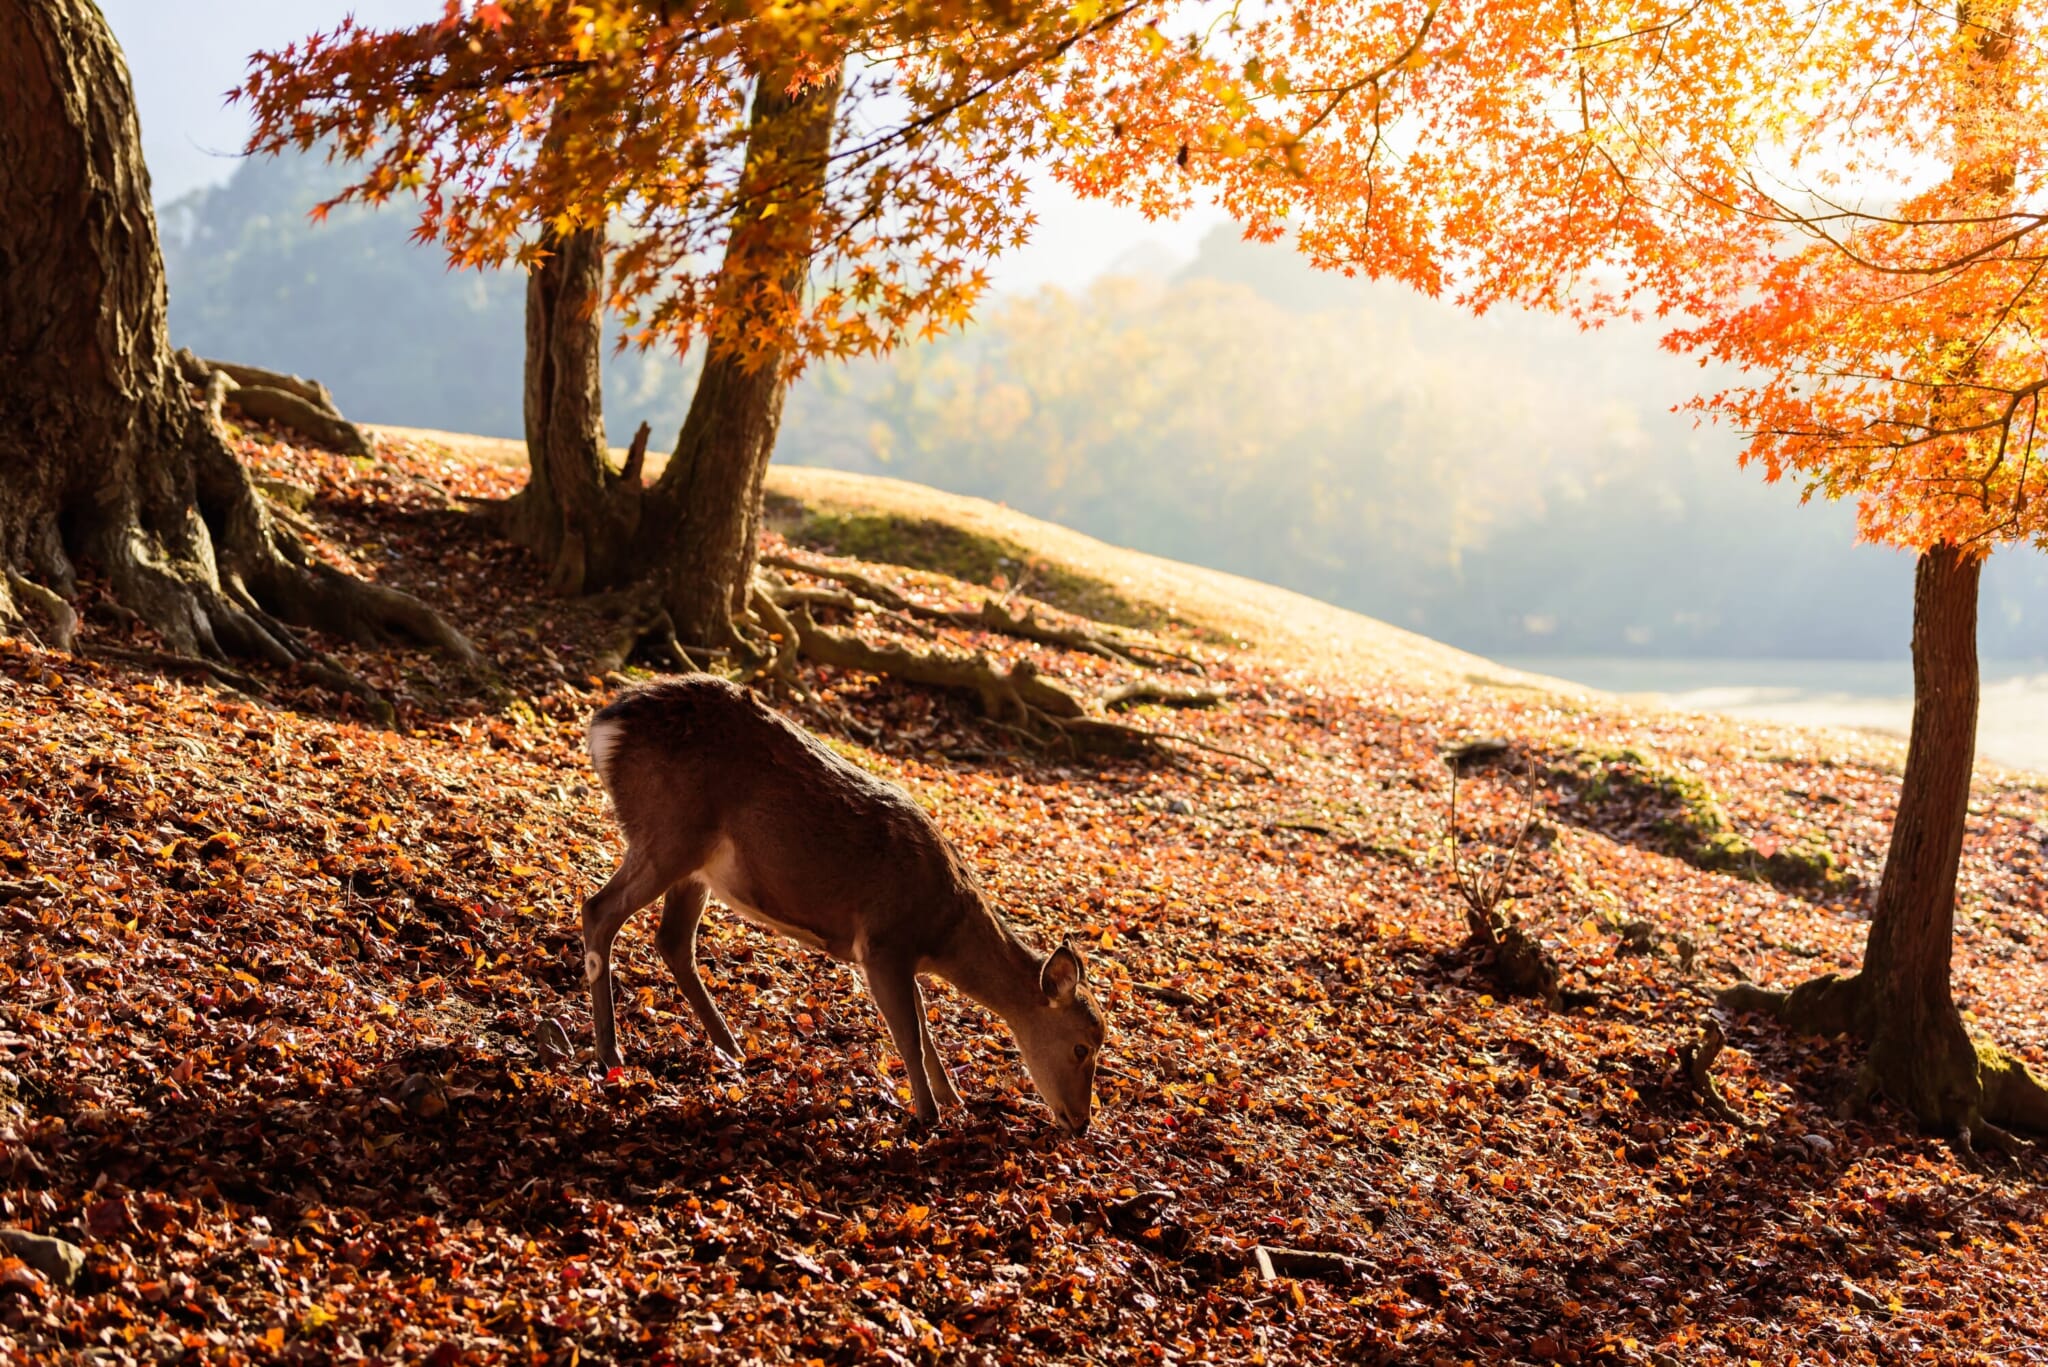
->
[0,0,475,695]
[504,221,643,595]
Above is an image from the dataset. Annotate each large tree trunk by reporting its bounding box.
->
[645,62,845,646]
[647,316,800,646]
[506,221,640,595]
[1727,544,2048,1141]
[0,0,474,690]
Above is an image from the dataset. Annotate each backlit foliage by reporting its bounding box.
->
[1068,0,2048,555]
[239,0,1163,369]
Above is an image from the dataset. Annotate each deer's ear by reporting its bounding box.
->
[1041,940,1086,1004]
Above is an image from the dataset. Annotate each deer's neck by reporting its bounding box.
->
[931,902,1045,1022]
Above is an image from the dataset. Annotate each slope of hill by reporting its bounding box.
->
[369,424,1568,697]
[3,420,2044,1364]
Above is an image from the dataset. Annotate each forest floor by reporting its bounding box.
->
[3,421,2047,1366]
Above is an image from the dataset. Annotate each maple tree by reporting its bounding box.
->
[1070,0,2048,1143]
[240,0,1154,646]
[0,0,476,690]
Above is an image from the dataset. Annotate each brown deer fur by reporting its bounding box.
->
[581,676,1105,1132]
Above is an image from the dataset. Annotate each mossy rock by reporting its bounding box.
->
[763,494,1168,632]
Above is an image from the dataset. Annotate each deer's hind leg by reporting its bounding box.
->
[582,847,672,1071]
[917,985,964,1111]
[655,879,743,1063]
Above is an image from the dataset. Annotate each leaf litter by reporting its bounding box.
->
[2,426,2046,1365]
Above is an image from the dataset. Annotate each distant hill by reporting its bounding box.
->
[162,151,2048,660]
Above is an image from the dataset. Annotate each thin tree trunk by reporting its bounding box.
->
[1719,2,2048,1145]
[1859,544,1984,1126]
[1728,543,2048,1139]
[651,336,796,644]
[507,222,638,594]
[644,62,845,647]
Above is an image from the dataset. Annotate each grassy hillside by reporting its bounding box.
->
[3,421,2045,1364]
[372,424,1561,696]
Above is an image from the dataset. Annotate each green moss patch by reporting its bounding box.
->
[764,494,1170,632]
[1551,744,1844,891]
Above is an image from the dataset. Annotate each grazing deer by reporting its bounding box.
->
[581,676,1105,1133]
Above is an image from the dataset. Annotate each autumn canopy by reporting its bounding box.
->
[1071,0,2048,553]
[239,0,1164,367]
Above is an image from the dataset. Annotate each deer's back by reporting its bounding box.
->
[588,677,979,960]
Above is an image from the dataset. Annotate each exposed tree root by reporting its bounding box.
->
[1057,716,1274,774]
[188,364,483,672]
[84,643,268,697]
[742,582,802,685]
[760,552,917,611]
[177,351,373,457]
[762,552,1205,672]
[1677,1020,1752,1127]
[1719,973,2048,1148]
[1463,903,1563,1008]
[1103,679,1229,710]
[750,595,1263,771]
[594,557,1246,768]
[785,605,1089,724]
[5,572,76,652]
[757,582,944,642]
[3,360,484,726]
[1443,758,1563,1007]
[1979,1042,2048,1135]
[196,358,339,412]
[1253,1245,1372,1285]
[962,596,1172,671]
[593,597,702,677]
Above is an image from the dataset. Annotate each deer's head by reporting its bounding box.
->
[1012,940,1105,1135]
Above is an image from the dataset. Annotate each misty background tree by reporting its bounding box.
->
[1075,0,2048,1142]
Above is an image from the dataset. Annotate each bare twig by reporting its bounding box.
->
[1254,1245,1372,1283]
[1676,1020,1752,1127]
[1444,757,1561,1006]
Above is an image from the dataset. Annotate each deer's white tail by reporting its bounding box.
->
[586,714,626,794]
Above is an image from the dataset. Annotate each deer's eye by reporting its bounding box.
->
[1073,1044,1091,1062]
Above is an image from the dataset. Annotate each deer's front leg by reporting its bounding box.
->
[918,985,965,1111]
[864,957,942,1124]
[655,880,744,1063]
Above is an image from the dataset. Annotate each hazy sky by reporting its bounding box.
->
[100,0,1223,293]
